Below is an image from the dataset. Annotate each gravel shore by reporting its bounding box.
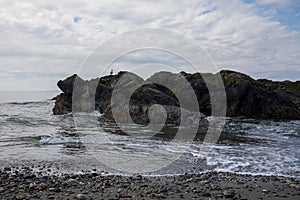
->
[0,166,299,200]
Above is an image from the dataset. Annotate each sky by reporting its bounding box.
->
[0,0,300,91]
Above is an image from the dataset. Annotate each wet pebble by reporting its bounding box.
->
[199,174,209,180]
[76,193,87,200]
[202,192,211,197]
[223,189,235,198]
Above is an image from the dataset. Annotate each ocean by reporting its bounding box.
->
[0,91,299,177]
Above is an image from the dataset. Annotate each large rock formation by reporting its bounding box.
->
[52,70,300,122]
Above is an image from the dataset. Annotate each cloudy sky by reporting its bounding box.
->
[0,0,300,91]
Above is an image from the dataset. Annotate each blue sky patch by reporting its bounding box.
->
[73,16,82,23]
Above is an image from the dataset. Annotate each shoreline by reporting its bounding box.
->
[0,168,299,200]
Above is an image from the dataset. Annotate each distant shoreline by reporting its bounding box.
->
[0,91,59,104]
[0,90,59,93]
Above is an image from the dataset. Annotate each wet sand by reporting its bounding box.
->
[0,167,299,200]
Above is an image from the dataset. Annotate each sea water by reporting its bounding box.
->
[0,91,299,177]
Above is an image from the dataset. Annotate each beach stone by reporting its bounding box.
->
[4,167,11,171]
[289,184,300,189]
[155,194,166,199]
[52,187,62,193]
[185,178,194,183]
[38,182,48,190]
[200,174,209,180]
[29,183,36,190]
[76,194,86,200]
[0,187,4,193]
[202,192,211,197]
[223,189,235,198]
[15,194,26,200]
[200,180,209,184]
[68,178,76,182]
[8,183,17,188]
[262,189,269,193]
[42,175,49,179]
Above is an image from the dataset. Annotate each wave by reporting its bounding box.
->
[39,137,82,145]
[4,101,50,105]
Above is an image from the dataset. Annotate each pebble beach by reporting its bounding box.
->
[0,165,299,200]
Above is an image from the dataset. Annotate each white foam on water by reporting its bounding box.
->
[39,137,82,145]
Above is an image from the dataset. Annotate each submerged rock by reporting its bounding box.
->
[52,70,300,122]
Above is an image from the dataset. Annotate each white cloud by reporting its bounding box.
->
[0,0,299,91]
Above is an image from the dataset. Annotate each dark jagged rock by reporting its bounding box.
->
[57,74,84,95]
[52,93,72,115]
[52,70,300,122]
[257,79,300,109]
[220,70,300,119]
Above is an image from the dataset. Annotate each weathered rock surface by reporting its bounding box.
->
[52,70,300,122]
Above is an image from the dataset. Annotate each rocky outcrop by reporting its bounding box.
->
[181,70,300,119]
[52,70,300,122]
[220,71,300,119]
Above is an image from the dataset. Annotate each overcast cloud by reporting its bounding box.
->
[0,0,299,91]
